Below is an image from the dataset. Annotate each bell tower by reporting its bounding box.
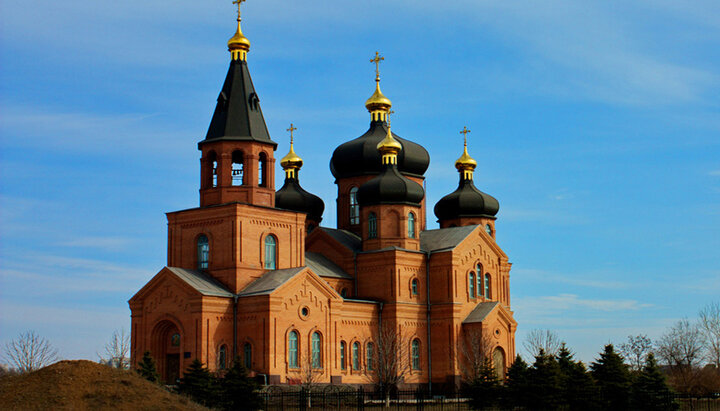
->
[199,0,277,208]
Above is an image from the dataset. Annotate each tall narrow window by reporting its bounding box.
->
[208,151,218,188]
[352,342,360,370]
[476,264,483,298]
[264,235,276,270]
[366,342,374,371]
[349,187,359,225]
[288,331,298,368]
[340,341,346,370]
[244,343,252,369]
[311,332,322,368]
[231,150,244,186]
[258,153,267,187]
[411,278,418,296]
[197,235,209,270]
[411,339,420,370]
[469,272,475,298]
[218,345,227,370]
[368,212,377,239]
[485,273,491,299]
[408,212,416,238]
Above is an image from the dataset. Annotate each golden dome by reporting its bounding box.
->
[365,81,392,113]
[377,124,402,155]
[280,141,303,171]
[228,20,251,52]
[455,144,477,171]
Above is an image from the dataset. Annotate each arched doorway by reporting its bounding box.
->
[152,320,182,384]
[493,347,506,380]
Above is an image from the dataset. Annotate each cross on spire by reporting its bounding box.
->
[370,51,384,81]
[460,126,471,147]
[387,110,395,127]
[286,123,297,144]
[232,0,246,21]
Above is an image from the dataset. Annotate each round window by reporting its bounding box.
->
[301,307,309,317]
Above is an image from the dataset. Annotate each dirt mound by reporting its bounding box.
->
[0,360,207,411]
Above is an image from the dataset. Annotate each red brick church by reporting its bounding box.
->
[129,4,517,388]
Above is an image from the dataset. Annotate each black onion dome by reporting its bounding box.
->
[434,179,499,221]
[330,121,430,179]
[357,165,425,207]
[275,177,325,223]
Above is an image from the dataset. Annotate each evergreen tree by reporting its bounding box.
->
[557,344,598,411]
[527,349,563,410]
[219,357,262,411]
[464,356,501,410]
[590,344,632,411]
[177,359,218,408]
[631,353,679,411]
[503,355,530,409]
[136,351,160,383]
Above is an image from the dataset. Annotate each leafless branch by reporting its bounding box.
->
[523,329,562,359]
[656,318,704,394]
[699,302,720,368]
[460,326,495,382]
[618,334,653,372]
[2,330,59,373]
[98,328,130,369]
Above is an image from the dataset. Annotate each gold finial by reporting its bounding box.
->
[365,51,392,121]
[228,0,251,61]
[377,111,402,165]
[455,126,477,179]
[280,123,303,178]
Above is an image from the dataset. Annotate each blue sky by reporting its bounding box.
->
[1,0,719,364]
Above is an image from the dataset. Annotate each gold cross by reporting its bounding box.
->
[232,0,246,20]
[286,123,297,144]
[370,51,384,80]
[387,110,395,126]
[460,126,471,146]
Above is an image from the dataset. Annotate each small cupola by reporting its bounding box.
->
[434,127,499,234]
[275,124,325,230]
[228,0,251,61]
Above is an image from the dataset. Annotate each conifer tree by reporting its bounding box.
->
[178,359,218,408]
[557,344,598,411]
[527,349,563,410]
[464,356,500,410]
[590,344,632,411]
[136,351,160,383]
[219,357,262,411]
[631,353,679,411]
[503,354,530,409]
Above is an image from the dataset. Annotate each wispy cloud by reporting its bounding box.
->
[514,268,633,290]
[515,293,652,314]
[709,170,720,176]
[57,236,132,251]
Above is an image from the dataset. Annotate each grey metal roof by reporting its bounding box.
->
[167,267,234,297]
[420,225,477,252]
[319,228,362,252]
[463,301,500,324]
[238,267,305,296]
[306,252,352,279]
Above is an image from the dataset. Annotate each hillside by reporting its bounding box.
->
[0,360,208,411]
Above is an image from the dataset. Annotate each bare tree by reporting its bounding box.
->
[656,318,705,394]
[699,302,720,368]
[460,326,495,382]
[98,328,130,369]
[2,330,59,373]
[298,351,323,408]
[618,334,653,372]
[523,329,562,359]
[369,324,412,408]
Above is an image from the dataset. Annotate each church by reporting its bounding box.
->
[129,3,517,389]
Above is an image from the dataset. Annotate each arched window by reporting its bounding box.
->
[209,151,218,188]
[349,187,359,225]
[485,224,493,236]
[411,339,420,370]
[485,273,491,299]
[218,345,227,370]
[258,152,267,187]
[493,347,505,379]
[352,342,360,370]
[408,212,416,238]
[197,235,209,270]
[366,342,374,371]
[411,279,418,296]
[288,331,298,368]
[231,150,244,186]
[340,341,347,370]
[311,332,322,368]
[469,272,475,298]
[368,212,377,239]
[264,235,277,270]
[244,342,252,369]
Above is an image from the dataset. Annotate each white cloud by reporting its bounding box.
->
[514,293,652,314]
[709,170,720,176]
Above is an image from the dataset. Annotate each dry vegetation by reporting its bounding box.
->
[0,360,207,411]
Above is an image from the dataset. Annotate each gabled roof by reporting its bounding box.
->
[200,59,276,148]
[420,225,476,252]
[463,301,500,324]
[166,267,234,297]
[306,252,352,279]
[318,228,362,252]
[237,267,305,297]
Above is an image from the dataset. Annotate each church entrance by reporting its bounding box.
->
[152,320,182,384]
